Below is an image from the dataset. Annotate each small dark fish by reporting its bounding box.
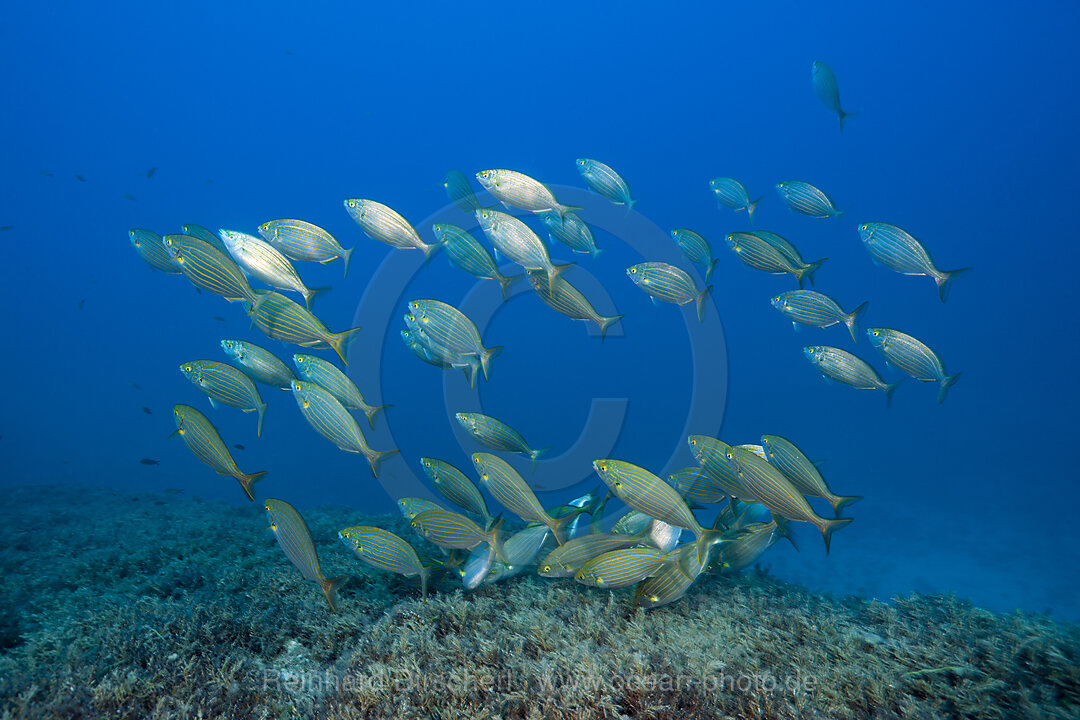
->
[164,488,184,495]
[122,193,137,202]
[39,170,53,177]
[284,49,293,55]
[140,458,160,465]
[213,315,226,322]
[0,226,13,232]
[131,382,142,390]
[75,174,87,182]
[78,299,86,310]
[141,406,152,415]
[234,443,246,450]
[205,179,214,184]
[146,167,158,179]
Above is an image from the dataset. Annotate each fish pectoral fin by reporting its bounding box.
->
[792,322,800,332]
[208,397,219,409]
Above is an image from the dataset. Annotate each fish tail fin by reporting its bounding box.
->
[598,314,624,342]
[694,530,725,568]
[418,567,430,599]
[478,345,502,382]
[884,379,903,407]
[328,327,362,365]
[362,403,391,429]
[696,285,713,323]
[421,241,442,266]
[364,448,399,478]
[550,511,580,546]
[747,197,762,223]
[557,203,583,219]
[590,245,604,260]
[319,576,347,612]
[936,267,972,303]
[303,286,331,311]
[938,371,962,404]
[547,262,574,293]
[341,245,354,277]
[830,495,863,517]
[838,109,856,133]
[237,470,268,501]
[705,258,720,283]
[773,516,800,551]
[487,515,509,565]
[820,516,854,555]
[797,258,828,288]
[529,447,550,471]
[844,301,869,343]
[256,401,268,438]
[623,199,636,217]
[497,273,521,301]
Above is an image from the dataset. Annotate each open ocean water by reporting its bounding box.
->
[1,3,1078,718]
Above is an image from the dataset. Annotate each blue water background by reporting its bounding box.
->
[1,3,1076,617]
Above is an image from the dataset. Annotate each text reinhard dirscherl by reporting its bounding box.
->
[261,667,817,696]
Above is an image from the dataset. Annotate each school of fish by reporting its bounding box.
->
[131,60,966,611]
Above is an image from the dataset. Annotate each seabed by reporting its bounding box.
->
[1,485,1076,720]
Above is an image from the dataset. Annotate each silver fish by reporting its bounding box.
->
[804,345,901,405]
[812,61,853,132]
[344,198,440,261]
[576,158,635,210]
[709,178,760,222]
[867,328,961,403]
[857,223,971,302]
[626,262,711,322]
[475,208,571,293]
[475,169,576,217]
[776,181,843,218]
[218,229,326,310]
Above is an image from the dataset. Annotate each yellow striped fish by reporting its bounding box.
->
[180,223,230,254]
[527,270,623,341]
[867,327,962,403]
[476,168,578,218]
[265,499,344,611]
[162,234,260,303]
[634,544,705,609]
[397,497,445,520]
[804,345,902,405]
[129,228,182,273]
[626,262,711,323]
[179,360,268,436]
[593,459,723,565]
[221,339,296,389]
[246,292,361,365]
[444,169,486,213]
[339,526,429,598]
[258,219,354,276]
[760,434,862,517]
[290,380,397,477]
[727,446,852,554]
[344,198,440,261]
[776,181,844,218]
[457,413,548,469]
[410,509,507,563]
[172,404,266,501]
[293,354,389,429]
[471,453,576,544]
[576,158,635,211]
[421,457,492,527]
[537,533,642,578]
[575,547,671,588]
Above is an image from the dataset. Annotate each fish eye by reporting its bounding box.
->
[542,566,550,573]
